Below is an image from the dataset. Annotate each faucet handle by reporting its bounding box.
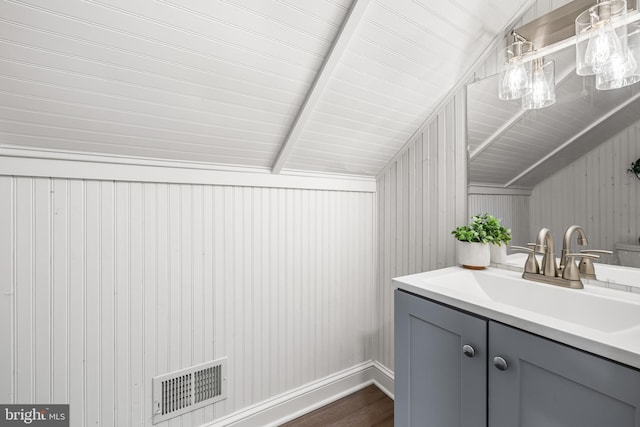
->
[580,249,613,255]
[510,246,539,274]
[562,253,599,281]
[565,253,599,258]
[578,249,612,276]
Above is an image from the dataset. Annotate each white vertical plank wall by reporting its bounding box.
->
[375,92,468,372]
[530,119,640,261]
[0,175,376,427]
[373,0,573,374]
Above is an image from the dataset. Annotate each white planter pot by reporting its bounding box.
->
[490,244,507,264]
[456,241,490,269]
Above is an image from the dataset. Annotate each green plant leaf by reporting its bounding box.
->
[451,213,511,244]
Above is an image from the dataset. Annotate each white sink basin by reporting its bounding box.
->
[400,267,640,333]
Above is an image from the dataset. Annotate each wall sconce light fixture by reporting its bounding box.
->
[522,59,556,109]
[497,0,640,106]
[498,32,556,109]
[498,33,534,100]
[576,0,640,89]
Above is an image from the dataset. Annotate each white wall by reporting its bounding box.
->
[375,94,468,372]
[530,119,640,260]
[0,168,376,426]
[374,0,575,374]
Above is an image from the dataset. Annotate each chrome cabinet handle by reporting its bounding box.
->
[493,356,508,371]
[462,345,475,358]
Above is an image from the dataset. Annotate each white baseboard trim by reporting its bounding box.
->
[204,360,394,427]
[370,360,394,399]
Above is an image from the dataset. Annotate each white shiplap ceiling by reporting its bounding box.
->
[0,0,531,176]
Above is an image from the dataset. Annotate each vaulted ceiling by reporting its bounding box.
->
[0,0,531,176]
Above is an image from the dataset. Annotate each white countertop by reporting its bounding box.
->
[393,266,640,370]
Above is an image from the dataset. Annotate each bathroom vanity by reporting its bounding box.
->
[394,267,640,427]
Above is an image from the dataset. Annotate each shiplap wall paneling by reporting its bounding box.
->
[468,194,531,248]
[373,0,575,374]
[530,120,640,261]
[0,176,11,403]
[375,93,467,372]
[366,0,582,380]
[0,176,375,427]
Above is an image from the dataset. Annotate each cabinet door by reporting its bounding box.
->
[394,290,487,427]
[489,321,640,427]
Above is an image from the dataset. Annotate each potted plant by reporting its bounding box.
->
[452,213,511,268]
[451,214,491,269]
[483,214,512,264]
[628,158,640,180]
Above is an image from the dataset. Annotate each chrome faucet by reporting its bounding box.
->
[560,225,588,271]
[535,227,557,277]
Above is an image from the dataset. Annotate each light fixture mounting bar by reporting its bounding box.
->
[513,0,637,51]
[511,31,529,43]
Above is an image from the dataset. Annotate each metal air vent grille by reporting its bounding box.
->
[152,358,227,424]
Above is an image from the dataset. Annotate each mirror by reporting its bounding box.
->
[466,41,640,272]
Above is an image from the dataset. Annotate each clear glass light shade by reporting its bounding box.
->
[596,21,640,89]
[576,0,628,76]
[522,60,555,110]
[498,41,533,100]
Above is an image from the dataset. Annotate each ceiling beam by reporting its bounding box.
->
[270,0,370,174]
[469,108,526,161]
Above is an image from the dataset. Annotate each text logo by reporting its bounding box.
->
[0,405,68,426]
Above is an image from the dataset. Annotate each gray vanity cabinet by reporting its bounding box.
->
[489,321,640,427]
[394,289,487,427]
[395,289,640,427]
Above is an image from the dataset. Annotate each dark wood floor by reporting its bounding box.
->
[280,384,394,426]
